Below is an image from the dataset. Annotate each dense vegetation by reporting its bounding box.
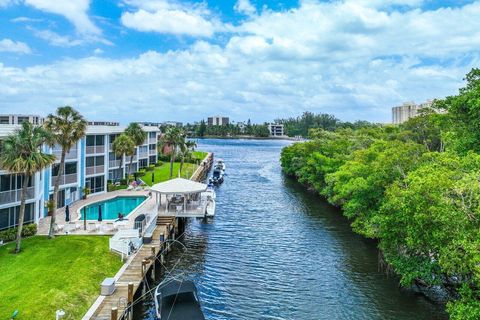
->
[280,69,480,319]
[275,111,375,137]
[184,120,270,137]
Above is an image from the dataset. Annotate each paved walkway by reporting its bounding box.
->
[37,189,152,236]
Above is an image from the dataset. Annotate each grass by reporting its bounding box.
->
[142,162,197,186]
[0,236,122,320]
[192,151,208,161]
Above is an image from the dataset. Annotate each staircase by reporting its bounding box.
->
[157,216,175,226]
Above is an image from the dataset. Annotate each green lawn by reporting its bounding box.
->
[0,236,122,320]
[192,151,208,161]
[142,162,197,186]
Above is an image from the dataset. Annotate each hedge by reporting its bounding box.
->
[0,223,37,242]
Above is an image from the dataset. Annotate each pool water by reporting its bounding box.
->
[79,196,146,220]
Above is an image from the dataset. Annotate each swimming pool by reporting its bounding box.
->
[79,196,147,220]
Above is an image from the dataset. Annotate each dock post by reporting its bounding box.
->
[110,307,118,320]
[151,246,156,280]
[127,282,134,320]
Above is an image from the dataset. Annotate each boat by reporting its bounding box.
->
[215,159,226,172]
[209,167,224,185]
[205,197,216,217]
[204,184,216,199]
[154,279,205,320]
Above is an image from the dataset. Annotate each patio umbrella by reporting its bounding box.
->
[98,205,103,222]
[65,205,70,222]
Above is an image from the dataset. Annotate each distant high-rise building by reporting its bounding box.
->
[207,116,229,126]
[392,100,433,124]
[0,114,44,125]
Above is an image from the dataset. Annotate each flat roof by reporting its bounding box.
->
[0,125,20,137]
[86,125,160,135]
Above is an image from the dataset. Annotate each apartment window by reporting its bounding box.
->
[0,116,9,124]
[17,116,29,124]
[85,176,104,194]
[0,174,33,192]
[86,135,105,146]
[139,159,148,168]
[149,132,156,139]
[149,144,156,150]
[86,156,104,167]
[149,156,156,164]
[0,203,34,230]
[65,162,77,175]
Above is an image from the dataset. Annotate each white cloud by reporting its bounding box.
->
[1,1,480,123]
[0,38,31,54]
[121,0,223,37]
[93,48,103,55]
[24,0,100,35]
[30,29,84,47]
[0,0,20,7]
[234,0,256,16]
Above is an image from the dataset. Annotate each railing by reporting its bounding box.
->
[85,165,105,176]
[86,145,105,154]
[138,151,149,158]
[0,186,35,204]
[50,173,77,186]
[149,149,156,155]
[109,160,121,168]
[149,137,157,144]
[52,149,78,161]
[109,229,143,259]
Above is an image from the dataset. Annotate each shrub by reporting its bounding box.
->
[0,223,37,242]
[120,179,127,185]
[155,161,163,167]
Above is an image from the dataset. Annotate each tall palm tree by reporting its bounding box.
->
[125,123,147,182]
[0,122,55,253]
[44,106,87,238]
[160,127,184,179]
[179,140,197,175]
[112,133,135,183]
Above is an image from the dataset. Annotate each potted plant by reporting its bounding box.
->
[45,200,55,216]
[82,187,91,199]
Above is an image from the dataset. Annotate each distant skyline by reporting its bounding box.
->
[0,0,479,123]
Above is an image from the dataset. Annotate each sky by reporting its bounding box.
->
[0,0,479,124]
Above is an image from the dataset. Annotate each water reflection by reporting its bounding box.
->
[133,139,447,320]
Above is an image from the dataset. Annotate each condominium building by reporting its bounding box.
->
[0,118,160,231]
[392,100,433,124]
[0,114,44,125]
[268,123,285,137]
[207,116,229,126]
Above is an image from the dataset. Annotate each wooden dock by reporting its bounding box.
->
[85,216,175,320]
[84,153,213,320]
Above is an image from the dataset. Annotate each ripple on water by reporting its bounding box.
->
[133,139,447,320]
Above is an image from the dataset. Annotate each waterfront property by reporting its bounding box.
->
[0,116,160,231]
[391,100,433,124]
[267,123,285,137]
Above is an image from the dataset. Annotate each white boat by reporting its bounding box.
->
[205,198,216,217]
[215,159,226,172]
[204,185,216,200]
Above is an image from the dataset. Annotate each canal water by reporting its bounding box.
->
[134,139,447,320]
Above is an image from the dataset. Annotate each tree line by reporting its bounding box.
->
[275,112,375,137]
[183,119,270,137]
[280,69,480,319]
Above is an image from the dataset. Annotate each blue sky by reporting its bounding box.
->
[0,0,479,124]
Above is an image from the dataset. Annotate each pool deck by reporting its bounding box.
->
[37,189,152,236]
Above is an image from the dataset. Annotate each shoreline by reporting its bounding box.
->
[189,135,302,141]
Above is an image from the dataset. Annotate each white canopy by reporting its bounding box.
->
[149,178,207,195]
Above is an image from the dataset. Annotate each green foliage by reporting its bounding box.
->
[280,69,480,318]
[0,224,37,242]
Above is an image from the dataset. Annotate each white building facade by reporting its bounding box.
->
[0,119,160,231]
[268,123,285,137]
[392,100,433,124]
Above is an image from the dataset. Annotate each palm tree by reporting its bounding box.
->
[0,122,55,253]
[160,127,184,179]
[44,106,87,238]
[179,140,197,175]
[112,133,135,183]
[125,123,147,182]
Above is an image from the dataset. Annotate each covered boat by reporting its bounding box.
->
[154,279,205,320]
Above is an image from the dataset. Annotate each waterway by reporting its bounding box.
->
[134,138,447,320]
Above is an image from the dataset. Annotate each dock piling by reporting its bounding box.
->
[110,307,118,320]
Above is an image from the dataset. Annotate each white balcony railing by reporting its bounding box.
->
[109,159,122,168]
[139,151,149,158]
[0,186,35,204]
[149,137,157,143]
[149,149,156,155]
[50,173,77,186]
[52,149,78,161]
[85,165,105,176]
[86,145,105,154]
